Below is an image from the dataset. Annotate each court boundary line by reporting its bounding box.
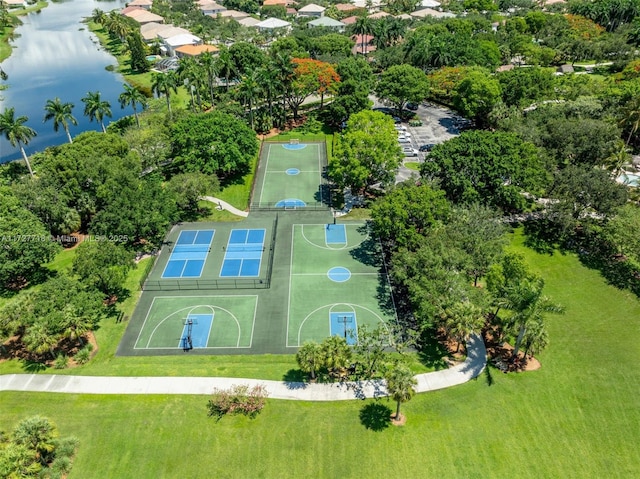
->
[258,143,323,206]
[299,224,367,251]
[176,307,215,349]
[220,228,266,278]
[133,295,259,350]
[290,302,390,348]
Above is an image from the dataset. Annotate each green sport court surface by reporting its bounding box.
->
[133,295,258,350]
[252,142,327,208]
[287,223,397,348]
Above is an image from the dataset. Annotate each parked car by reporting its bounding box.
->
[398,136,411,144]
[397,131,411,137]
[402,147,419,157]
[392,116,402,123]
[394,125,407,132]
[419,143,435,152]
[406,102,419,111]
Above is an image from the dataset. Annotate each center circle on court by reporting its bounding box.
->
[286,168,300,175]
[327,267,351,282]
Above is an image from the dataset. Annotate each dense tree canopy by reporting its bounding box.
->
[170,111,258,177]
[328,110,403,194]
[0,189,60,292]
[375,64,429,115]
[421,130,547,212]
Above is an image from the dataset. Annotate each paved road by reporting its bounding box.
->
[0,335,485,400]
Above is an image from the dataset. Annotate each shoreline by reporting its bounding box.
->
[0,1,49,63]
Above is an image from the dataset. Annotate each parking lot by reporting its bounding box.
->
[371,98,471,184]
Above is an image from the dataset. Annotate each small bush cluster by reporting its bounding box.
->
[74,344,93,365]
[206,384,268,421]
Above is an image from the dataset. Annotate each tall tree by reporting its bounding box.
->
[443,301,485,353]
[236,70,262,130]
[81,91,112,133]
[200,51,219,106]
[329,110,403,195]
[384,363,417,421]
[43,98,77,144]
[126,31,150,73]
[375,64,429,116]
[151,71,178,118]
[72,240,135,298]
[178,56,204,112]
[0,107,37,177]
[500,277,564,359]
[352,16,373,55]
[118,83,147,127]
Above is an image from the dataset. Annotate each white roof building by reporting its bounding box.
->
[237,17,262,27]
[297,3,326,17]
[255,17,292,30]
[410,7,455,18]
[307,16,345,31]
[420,0,441,7]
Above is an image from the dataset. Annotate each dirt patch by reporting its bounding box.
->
[390,412,407,426]
[0,332,98,369]
[484,328,541,373]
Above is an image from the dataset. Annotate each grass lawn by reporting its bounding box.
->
[404,161,421,171]
[2,230,639,477]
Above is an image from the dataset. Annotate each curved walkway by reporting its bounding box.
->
[200,196,249,218]
[0,335,485,401]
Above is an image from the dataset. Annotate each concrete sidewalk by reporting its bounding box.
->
[0,335,485,401]
[200,196,249,218]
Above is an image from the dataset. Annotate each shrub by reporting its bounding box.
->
[207,384,268,420]
[53,354,68,370]
[74,345,92,365]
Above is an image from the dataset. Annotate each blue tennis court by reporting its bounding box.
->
[325,224,346,245]
[330,312,357,345]
[221,229,265,277]
[162,230,215,279]
[179,313,213,349]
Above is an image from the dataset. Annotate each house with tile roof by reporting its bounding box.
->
[175,44,220,58]
[123,8,164,25]
[129,0,153,10]
[308,16,345,31]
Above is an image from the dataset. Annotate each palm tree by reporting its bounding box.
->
[502,278,564,360]
[90,8,107,26]
[271,53,293,128]
[352,16,373,55]
[619,95,640,145]
[12,416,58,466]
[43,98,77,143]
[0,107,37,177]
[178,57,203,111]
[444,302,485,353]
[384,363,417,421]
[23,323,59,359]
[216,46,237,91]
[151,71,178,118]
[237,70,262,130]
[118,83,147,127]
[81,91,112,133]
[295,341,324,380]
[320,335,351,375]
[200,51,219,107]
[602,140,631,179]
[105,10,130,40]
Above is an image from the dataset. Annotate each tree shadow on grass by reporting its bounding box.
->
[282,369,308,389]
[417,328,452,371]
[359,401,392,431]
[22,360,47,373]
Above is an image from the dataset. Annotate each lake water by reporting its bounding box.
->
[0,0,133,162]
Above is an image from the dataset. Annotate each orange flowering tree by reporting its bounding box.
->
[288,58,340,118]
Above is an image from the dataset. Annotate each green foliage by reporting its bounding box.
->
[370,182,451,251]
[170,111,258,177]
[603,204,640,264]
[453,70,501,125]
[1,275,105,357]
[497,67,556,107]
[74,344,93,365]
[295,341,324,380]
[421,130,547,212]
[89,173,177,249]
[384,362,416,418]
[328,110,403,194]
[0,416,77,479]
[126,31,149,73]
[167,172,220,220]
[0,188,60,292]
[72,240,135,297]
[207,384,268,420]
[375,64,429,114]
[53,354,68,370]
